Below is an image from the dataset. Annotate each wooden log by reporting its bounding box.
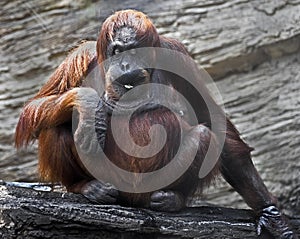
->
[1,183,299,239]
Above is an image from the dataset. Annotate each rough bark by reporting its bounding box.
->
[1,184,300,239]
[0,0,299,222]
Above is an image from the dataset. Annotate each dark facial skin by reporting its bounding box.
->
[104,27,151,100]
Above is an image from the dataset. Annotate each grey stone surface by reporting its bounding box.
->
[0,0,299,214]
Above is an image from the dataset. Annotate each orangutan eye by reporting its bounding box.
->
[113,48,121,55]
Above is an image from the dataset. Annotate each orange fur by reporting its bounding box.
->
[15,10,220,193]
[15,10,222,201]
[15,42,96,185]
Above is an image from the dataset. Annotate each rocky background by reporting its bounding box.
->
[1,0,299,216]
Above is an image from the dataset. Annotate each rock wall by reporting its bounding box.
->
[1,0,299,215]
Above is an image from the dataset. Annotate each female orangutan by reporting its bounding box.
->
[15,10,296,238]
